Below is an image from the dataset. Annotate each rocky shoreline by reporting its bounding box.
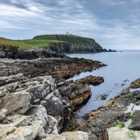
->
[0,49,106,140]
[0,49,140,140]
[73,79,140,140]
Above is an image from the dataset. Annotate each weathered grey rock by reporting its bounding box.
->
[42,134,65,140]
[42,93,63,117]
[0,62,97,140]
[61,131,88,140]
[0,91,31,120]
[2,114,32,127]
[108,127,140,140]
[45,115,58,134]
[0,73,26,86]
[0,108,7,121]
[40,131,88,140]
[36,131,89,140]
[0,121,43,140]
[58,81,91,110]
[0,76,58,121]
[27,105,48,127]
[0,125,16,138]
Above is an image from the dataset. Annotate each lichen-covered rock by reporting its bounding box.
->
[0,90,31,118]
[42,134,65,140]
[36,131,88,140]
[61,131,88,140]
[0,76,58,121]
[0,121,43,140]
[108,127,140,140]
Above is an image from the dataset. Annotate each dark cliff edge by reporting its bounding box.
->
[0,44,66,59]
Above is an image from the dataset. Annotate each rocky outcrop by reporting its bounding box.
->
[75,75,104,86]
[0,73,91,140]
[57,80,91,110]
[0,58,105,83]
[71,79,140,140]
[0,45,66,59]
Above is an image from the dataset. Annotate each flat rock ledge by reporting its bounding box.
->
[0,57,106,83]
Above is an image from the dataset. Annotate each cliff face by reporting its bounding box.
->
[0,44,66,59]
[33,34,106,53]
[0,34,115,59]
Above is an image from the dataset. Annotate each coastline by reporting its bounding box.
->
[0,49,106,140]
[0,48,140,140]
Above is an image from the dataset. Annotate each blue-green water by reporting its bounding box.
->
[67,51,140,116]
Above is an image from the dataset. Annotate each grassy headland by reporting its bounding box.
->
[0,34,106,53]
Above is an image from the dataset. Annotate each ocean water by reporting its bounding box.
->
[67,51,140,116]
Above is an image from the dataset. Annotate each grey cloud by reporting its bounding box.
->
[0,0,140,50]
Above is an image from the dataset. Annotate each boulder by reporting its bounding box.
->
[75,75,104,86]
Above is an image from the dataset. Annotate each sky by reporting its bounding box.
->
[0,0,140,50]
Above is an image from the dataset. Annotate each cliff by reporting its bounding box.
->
[0,34,115,59]
[33,34,107,53]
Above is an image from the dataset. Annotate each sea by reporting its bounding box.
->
[67,50,140,116]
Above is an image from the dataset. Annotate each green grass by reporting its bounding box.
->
[0,37,65,49]
[18,39,65,47]
[0,37,32,49]
[33,34,96,45]
[116,119,124,128]
[0,34,102,50]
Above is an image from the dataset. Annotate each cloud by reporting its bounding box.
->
[0,0,140,50]
[0,0,100,38]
